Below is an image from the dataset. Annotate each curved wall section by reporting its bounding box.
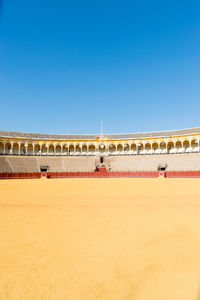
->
[0,128,200,156]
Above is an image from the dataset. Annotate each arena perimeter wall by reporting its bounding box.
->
[1,171,200,179]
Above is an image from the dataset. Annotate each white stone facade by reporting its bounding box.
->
[0,128,200,156]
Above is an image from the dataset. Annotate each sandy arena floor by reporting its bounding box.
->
[0,178,200,300]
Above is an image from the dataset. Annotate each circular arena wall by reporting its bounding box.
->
[0,128,200,156]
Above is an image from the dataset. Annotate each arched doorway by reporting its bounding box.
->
[145,143,151,154]
[131,143,136,153]
[89,145,95,154]
[5,142,11,155]
[27,144,33,155]
[123,144,129,153]
[160,142,167,153]
[69,144,74,154]
[82,145,87,154]
[75,145,81,154]
[183,140,190,153]
[152,143,158,154]
[175,141,182,153]
[109,144,116,154]
[99,144,105,153]
[167,142,174,154]
[117,144,123,153]
[56,145,61,155]
[191,139,199,152]
[34,144,40,155]
[48,144,54,155]
[138,143,144,154]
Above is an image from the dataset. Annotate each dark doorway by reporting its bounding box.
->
[40,165,49,172]
[100,157,104,164]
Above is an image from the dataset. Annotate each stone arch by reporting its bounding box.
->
[138,143,144,154]
[89,145,95,153]
[123,144,129,152]
[20,143,26,156]
[99,144,105,153]
[109,144,116,153]
[69,144,74,154]
[27,144,33,155]
[75,145,81,154]
[41,144,47,155]
[49,144,54,155]
[191,139,199,152]
[160,142,166,152]
[152,142,158,150]
[0,142,4,154]
[5,142,11,155]
[183,140,190,152]
[56,144,61,155]
[117,144,123,152]
[82,145,87,153]
[175,141,182,153]
[145,143,151,151]
[13,143,19,155]
[34,144,40,155]
[167,141,174,153]
[131,143,136,152]
[62,144,68,155]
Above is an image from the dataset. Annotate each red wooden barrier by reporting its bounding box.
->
[166,171,200,178]
[46,171,159,178]
[0,173,41,179]
[1,171,200,179]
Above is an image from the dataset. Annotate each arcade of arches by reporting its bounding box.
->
[0,138,200,156]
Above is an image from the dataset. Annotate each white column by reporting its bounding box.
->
[54,144,56,156]
[67,144,70,155]
[136,144,139,155]
[3,143,6,155]
[61,144,63,156]
[33,144,35,156]
[66,145,69,155]
[150,143,153,154]
[18,142,21,156]
[25,143,28,156]
[158,143,160,154]
[10,142,13,155]
[95,145,99,154]
[122,144,125,154]
[189,140,192,153]
[39,144,42,155]
[46,144,49,156]
[180,141,183,153]
[128,143,131,154]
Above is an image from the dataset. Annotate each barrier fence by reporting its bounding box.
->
[0,172,41,179]
[0,171,200,179]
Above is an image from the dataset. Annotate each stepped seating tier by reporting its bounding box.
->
[0,153,200,173]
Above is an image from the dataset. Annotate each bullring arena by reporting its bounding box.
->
[1,127,200,177]
[1,128,200,300]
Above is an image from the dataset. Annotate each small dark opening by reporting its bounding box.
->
[40,165,49,172]
[158,164,167,171]
[160,167,166,171]
[100,157,103,163]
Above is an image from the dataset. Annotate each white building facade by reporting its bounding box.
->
[0,128,200,156]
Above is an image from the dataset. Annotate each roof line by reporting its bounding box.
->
[0,126,200,136]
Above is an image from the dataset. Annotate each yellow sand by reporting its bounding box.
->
[0,178,200,300]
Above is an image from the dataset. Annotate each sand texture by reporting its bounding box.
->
[0,178,200,300]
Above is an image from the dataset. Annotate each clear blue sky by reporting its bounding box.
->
[1,0,200,134]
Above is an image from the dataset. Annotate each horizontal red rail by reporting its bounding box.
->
[46,171,159,178]
[0,171,200,179]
